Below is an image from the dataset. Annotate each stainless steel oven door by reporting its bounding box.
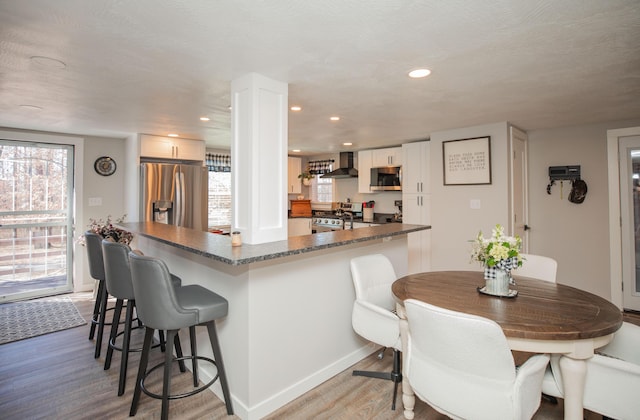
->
[313,225,337,233]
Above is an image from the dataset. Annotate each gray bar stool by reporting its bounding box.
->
[128,252,233,419]
[101,240,186,396]
[84,231,114,358]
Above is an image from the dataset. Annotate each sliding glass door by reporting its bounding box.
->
[0,140,74,302]
[619,135,640,311]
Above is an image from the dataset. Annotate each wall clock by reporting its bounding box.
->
[94,156,117,176]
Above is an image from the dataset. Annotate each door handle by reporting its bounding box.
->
[524,224,530,231]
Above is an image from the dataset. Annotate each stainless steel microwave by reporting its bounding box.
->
[370,166,402,191]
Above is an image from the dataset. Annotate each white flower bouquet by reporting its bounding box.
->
[471,224,522,279]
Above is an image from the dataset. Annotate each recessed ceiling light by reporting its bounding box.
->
[330,116,340,121]
[290,106,302,112]
[408,68,431,78]
[30,56,66,69]
[168,133,179,137]
[292,149,301,152]
[200,117,210,121]
[343,142,352,146]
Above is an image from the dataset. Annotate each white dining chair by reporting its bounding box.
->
[349,254,402,410]
[512,253,558,283]
[542,321,640,420]
[403,299,550,420]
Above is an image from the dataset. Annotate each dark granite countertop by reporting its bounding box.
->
[119,222,430,266]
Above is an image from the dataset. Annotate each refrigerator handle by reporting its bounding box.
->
[175,172,183,226]
[179,171,187,226]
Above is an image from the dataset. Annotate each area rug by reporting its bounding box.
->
[0,295,86,345]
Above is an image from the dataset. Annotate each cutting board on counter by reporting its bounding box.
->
[290,200,312,217]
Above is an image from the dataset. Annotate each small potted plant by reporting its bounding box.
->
[77,214,133,245]
[298,171,314,186]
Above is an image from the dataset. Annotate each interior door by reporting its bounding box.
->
[510,127,529,251]
[618,135,640,310]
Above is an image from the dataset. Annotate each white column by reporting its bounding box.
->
[231,73,288,244]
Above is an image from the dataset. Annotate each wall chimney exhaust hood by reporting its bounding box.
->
[321,152,358,178]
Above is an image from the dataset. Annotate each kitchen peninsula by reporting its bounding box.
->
[120,221,429,420]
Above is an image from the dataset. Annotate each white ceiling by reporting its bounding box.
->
[1,0,639,155]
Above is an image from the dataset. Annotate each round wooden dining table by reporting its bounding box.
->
[392,270,623,420]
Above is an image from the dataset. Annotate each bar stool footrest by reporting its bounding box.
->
[90,305,129,328]
[107,323,151,354]
[140,355,220,400]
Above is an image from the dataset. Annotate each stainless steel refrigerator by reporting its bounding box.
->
[140,162,208,231]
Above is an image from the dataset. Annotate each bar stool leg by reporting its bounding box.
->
[173,333,187,372]
[89,280,105,340]
[159,330,167,352]
[189,325,198,386]
[161,329,177,420]
[117,299,135,396]
[206,321,234,415]
[95,285,109,358]
[130,326,154,417]
[104,298,124,370]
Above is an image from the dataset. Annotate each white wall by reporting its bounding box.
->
[528,118,640,298]
[76,135,128,291]
[429,122,511,270]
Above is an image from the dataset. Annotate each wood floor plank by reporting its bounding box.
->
[2,292,636,419]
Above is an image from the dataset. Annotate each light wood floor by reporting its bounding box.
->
[2,292,636,419]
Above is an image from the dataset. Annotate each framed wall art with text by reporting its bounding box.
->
[442,136,492,185]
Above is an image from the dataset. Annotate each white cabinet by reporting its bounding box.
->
[404,194,431,274]
[358,150,373,193]
[288,218,311,236]
[402,141,430,194]
[288,156,302,194]
[402,141,431,274]
[140,134,205,161]
[372,147,402,167]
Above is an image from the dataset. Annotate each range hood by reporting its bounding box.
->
[321,152,358,178]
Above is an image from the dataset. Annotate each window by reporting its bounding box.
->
[310,165,334,203]
[208,171,231,227]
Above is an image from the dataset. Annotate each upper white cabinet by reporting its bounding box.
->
[288,156,302,194]
[140,134,205,161]
[358,150,373,193]
[402,141,430,194]
[372,147,402,167]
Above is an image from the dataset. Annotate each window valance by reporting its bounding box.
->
[206,153,231,172]
[308,159,334,175]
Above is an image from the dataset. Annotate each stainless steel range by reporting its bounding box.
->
[312,216,344,233]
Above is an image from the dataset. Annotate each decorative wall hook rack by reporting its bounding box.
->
[548,165,581,181]
[546,165,587,203]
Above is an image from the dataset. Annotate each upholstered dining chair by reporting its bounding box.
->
[512,253,557,283]
[403,299,550,420]
[542,321,640,420]
[349,254,402,410]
